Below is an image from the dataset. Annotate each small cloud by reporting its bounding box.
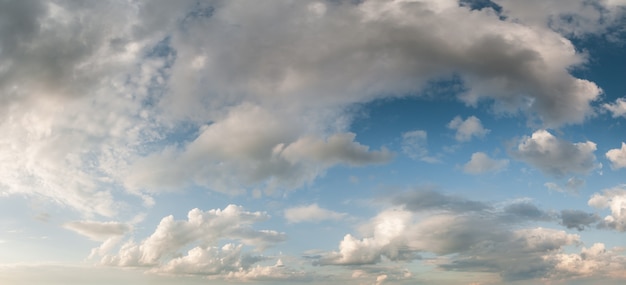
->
[511,130,598,177]
[63,221,132,242]
[463,152,509,174]
[447,116,490,142]
[284,204,346,224]
[606,142,626,170]
[401,130,439,163]
[603,97,626,118]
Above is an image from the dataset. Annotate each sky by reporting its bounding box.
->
[0,0,626,284]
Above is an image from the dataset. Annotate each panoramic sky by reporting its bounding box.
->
[1,0,626,284]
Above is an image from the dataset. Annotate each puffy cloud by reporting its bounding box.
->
[401,130,438,163]
[318,189,626,282]
[549,243,626,279]
[604,98,626,118]
[463,152,509,174]
[447,116,490,142]
[284,204,346,224]
[152,244,264,276]
[124,104,392,195]
[63,221,131,241]
[588,186,626,231]
[560,210,600,231]
[99,205,285,266]
[606,142,626,170]
[0,0,605,216]
[511,130,598,177]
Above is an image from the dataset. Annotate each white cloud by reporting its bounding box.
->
[463,152,509,174]
[284,204,346,224]
[124,104,392,195]
[606,142,626,169]
[99,205,285,266]
[549,243,626,279]
[63,221,131,242]
[447,116,490,142]
[588,185,626,231]
[512,130,598,177]
[0,0,605,216]
[604,98,626,118]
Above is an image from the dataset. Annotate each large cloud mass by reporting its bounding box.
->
[0,0,605,216]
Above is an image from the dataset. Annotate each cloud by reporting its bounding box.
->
[0,0,605,216]
[63,221,131,242]
[549,243,626,279]
[284,204,346,224]
[511,130,598,177]
[463,152,509,174]
[318,188,625,282]
[604,98,626,118]
[99,205,285,267]
[401,130,438,162]
[493,0,626,38]
[606,142,626,170]
[588,185,626,231]
[391,188,490,213]
[560,210,601,231]
[447,116,490,142]
[544,177,586,194]
[124,104,392,195]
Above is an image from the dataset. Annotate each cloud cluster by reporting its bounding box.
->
[0,0,608,217]
[512,130,598,177]
[89,205,302,280]
[318,188,626,282]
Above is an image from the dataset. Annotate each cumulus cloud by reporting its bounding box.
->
[447,116,490,142]
[400,130,438,163]
[511,130,598,177]
[549,243,626,279]
[124,104,392,195]
[284,204,346,224]
[604,98,626,118]
[606,142,626,170]
[319,189,625,282]
[99,205,285,267]
[0,0,605,216]
[63,221,131,241]
[463,152,509,174]
[588,186,626,231]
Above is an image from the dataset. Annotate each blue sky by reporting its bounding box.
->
[1,0,626,284]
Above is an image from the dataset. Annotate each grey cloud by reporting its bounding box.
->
[501,200,555,222]
[0,0,607,216]
[391,188,490,213]
[511,130,598,177]
[560,210,600,231]
[63,221,131,241]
